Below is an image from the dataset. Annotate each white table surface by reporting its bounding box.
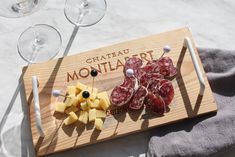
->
[0,0,235,157]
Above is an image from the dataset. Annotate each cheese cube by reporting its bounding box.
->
[87,99,93,107]
[69,111,78,120]
[78,111,88,124]
[89,108,96,122]
[90,99,101,109]
[80,101,89,111]
[87,87,98,100]
[76,82,87,92]
[95,118,103,130]
[99,98,109,110]
[77,92,85,102]
[65,105,78,115]
[67,86,77,96]
[97,91,110,105]
[96,110,106,118]
[65,96,79,107]
[64,112,78,125]
[55,102,66,113]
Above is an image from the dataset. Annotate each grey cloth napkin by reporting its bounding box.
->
[147,48,235,157]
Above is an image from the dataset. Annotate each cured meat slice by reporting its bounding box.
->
[110,86,134,107]
[158,57,177,77]
[158,57,174,67]
[140,73,164,87]
[145,92,166,115]
[136,64,159,79]
[148,78,174,106]
[146,59,159,65]
[120,76,135,88]
[129,85,148,110]
[124,57,143,77]
[147,78,161,92]
[158,81,174,106]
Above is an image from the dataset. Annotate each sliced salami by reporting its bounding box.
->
[136,64,159,79]
[110,86,134,107]
[146,92,166,115]
[110,56,176,114]
[120,76,135,88]
[124,57,143,77]
[158,57,177,77]
[129,85,148,110]
[158,81,174,106]
[140,73,163,87]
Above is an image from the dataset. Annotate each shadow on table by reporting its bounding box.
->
[47,130,150,157]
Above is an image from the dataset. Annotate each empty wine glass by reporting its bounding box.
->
[17,24,62,63]
[0,0,46,18]
[64,0,107,27]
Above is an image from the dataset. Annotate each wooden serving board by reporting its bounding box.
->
[22,28,217,156]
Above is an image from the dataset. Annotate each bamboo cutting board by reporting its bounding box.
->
[22,28,217,156]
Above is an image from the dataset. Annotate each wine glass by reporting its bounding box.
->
[17,24,62,63]
[0,0,46,18]
[64,0,107,27]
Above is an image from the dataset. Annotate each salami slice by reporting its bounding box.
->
[147,78,174,106]
[158,57,177,77]
[120,76,135,88]
[129,85,148,110]
[136,64,159,79]
[140,73,163,87]
[124,57,143,77]
[158,81,174,106]
[146,59,159,65]
[145,92,166,115]
[110,86,134,107]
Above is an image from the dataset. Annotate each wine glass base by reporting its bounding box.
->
[64,0,107,27]
[0,0,47,18]
[18,24,62,63]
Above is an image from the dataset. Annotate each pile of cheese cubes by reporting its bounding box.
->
[55,82,110,130]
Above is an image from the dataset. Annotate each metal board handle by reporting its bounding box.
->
[32,76,45,137]
[183,37,205,96]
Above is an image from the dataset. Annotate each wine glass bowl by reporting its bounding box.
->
[17,24,62,63]
[64,0,107,27]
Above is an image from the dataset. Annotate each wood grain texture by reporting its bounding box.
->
[22,28,217,156]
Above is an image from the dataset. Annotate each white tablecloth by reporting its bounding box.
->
[0,0,235,156]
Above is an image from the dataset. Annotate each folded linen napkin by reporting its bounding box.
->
[147,48,235,157]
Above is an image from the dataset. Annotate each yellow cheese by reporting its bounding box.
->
[69,111,78,120]
[67,86,77,96]
[87,87,98,100]
[55,102,66,113]
[96,110,106,118]
[95,118,103,130]
[78,111,88,124]
[87,99,93,107]
[97,91,110,105]
[99,98,109,110]
[64,112,78,125]
[77,91,85,102]
[90,99,100,109]
[80,101,89,111]
[65,96,79,107]
[65,105,78,115]
[76,82,87,92]
[89,108,96,122]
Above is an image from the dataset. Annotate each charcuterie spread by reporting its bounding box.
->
[21,28,218,156]
[111,55,177,115]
